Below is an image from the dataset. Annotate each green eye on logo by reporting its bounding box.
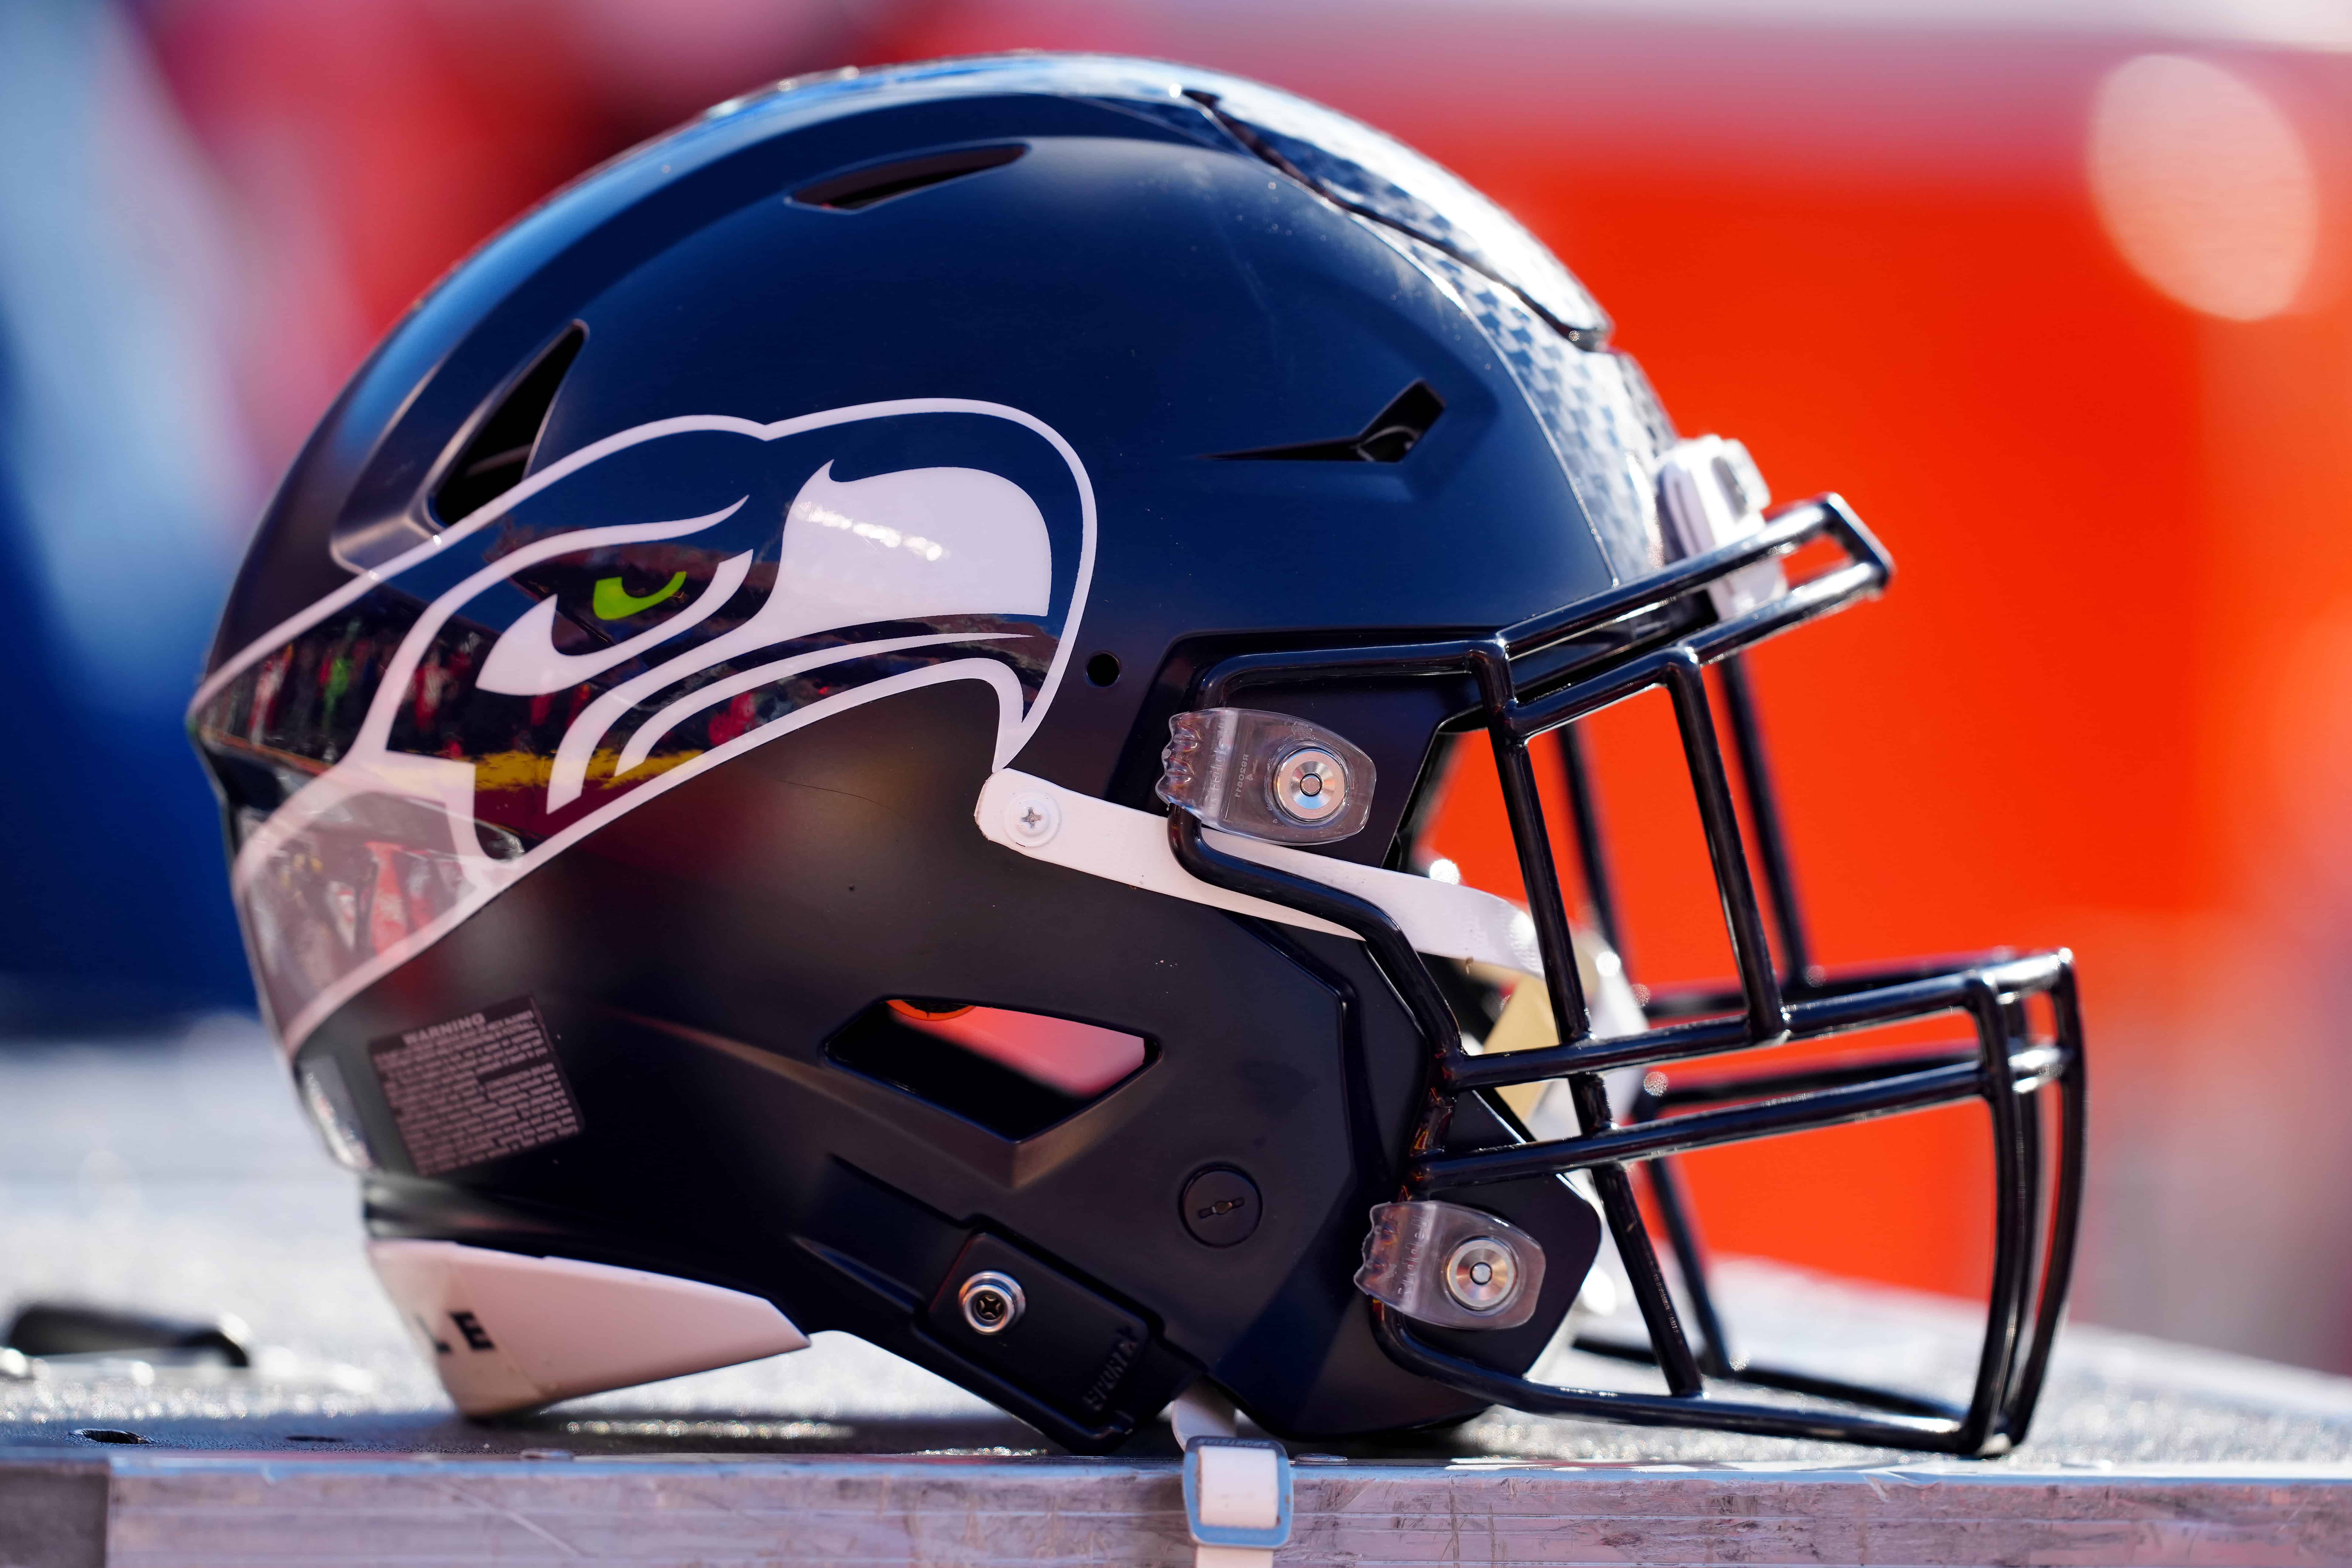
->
[592,571,687,621]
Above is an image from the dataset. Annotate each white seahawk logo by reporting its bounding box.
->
[194,399,1096,1052]
[478,459,1056,810]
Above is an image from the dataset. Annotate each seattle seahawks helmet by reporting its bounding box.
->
[191,54,2084,1455]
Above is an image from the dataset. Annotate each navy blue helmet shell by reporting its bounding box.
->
[190,54,2082,1458]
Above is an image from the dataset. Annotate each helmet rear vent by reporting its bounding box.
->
[793,145,1026,211]
[1209,380,1444,463]
[431,324,585,526]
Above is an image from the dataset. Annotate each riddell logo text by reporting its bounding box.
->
[1080,1329,1141,1412]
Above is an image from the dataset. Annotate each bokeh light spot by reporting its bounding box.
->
[2088,53,2317,322]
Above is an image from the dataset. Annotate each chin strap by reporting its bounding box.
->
[1172,1385,1293,1567]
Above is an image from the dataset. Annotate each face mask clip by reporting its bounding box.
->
[1157,707,1376,844]
[1355,1199,1548,1330]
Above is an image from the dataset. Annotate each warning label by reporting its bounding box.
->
[370,997,582,1177]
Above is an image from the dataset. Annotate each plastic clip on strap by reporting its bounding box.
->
[1173,1386,1293,1567]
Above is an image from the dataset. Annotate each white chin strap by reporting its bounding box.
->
[975,770,1545,976]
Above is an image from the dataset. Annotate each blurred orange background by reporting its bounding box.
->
[111,0,2352,1370]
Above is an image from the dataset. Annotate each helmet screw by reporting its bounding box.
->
[1271,746,1347,824]
[957,1271,1026,1335]
[1005,791,1061,848]
[1442,1236,1521,1314]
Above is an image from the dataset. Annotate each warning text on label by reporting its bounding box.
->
[370,997,583,1177]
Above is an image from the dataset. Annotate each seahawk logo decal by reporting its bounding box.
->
[191,400,1095,1051]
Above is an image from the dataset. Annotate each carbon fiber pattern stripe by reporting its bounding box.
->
[1387,230,1669,582]
[1197,76,1610,337]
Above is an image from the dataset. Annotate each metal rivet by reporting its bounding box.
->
[1443,1236,1520,1314]
[958,1271,1025,1334]
[1005,791,1061,847]
[1271,746,1346,824]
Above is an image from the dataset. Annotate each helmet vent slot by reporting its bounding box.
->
[793,145,1026,211]
[1208,380,1443,463]
[826,1000,1152,1141]
[431,324,585,526]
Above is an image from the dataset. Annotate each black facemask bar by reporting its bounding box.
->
[1167,495,2086,1454]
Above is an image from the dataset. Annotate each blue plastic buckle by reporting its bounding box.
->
[1181,1436,1293,1550]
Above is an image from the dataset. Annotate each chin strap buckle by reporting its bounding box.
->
[1183,1438,1292,1566]
[1173,1386,1292,1567]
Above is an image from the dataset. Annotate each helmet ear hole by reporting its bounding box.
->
[830,1001,1155,1140]
[430,323,586,526]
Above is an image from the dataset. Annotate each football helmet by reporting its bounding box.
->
[191,54,2084,1455]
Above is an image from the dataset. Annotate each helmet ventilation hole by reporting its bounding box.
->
[793,144,1026,211]
[431,324,585,526]
[1208,380,1444,463]
[1086,652,1121,686]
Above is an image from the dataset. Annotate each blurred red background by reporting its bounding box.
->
[132,0,2352,1370]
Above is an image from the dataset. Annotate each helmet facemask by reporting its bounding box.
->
[1150,487,2085,1457]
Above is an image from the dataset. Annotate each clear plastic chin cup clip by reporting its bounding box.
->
[1157,708,1375,845]
[1355,1200,1547,1331]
